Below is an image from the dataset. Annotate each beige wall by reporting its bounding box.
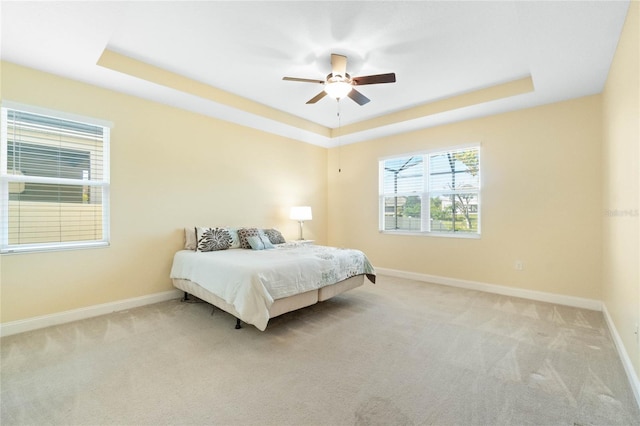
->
[328,95,603,301]
[602,1,640,380]
[0,62,328,323]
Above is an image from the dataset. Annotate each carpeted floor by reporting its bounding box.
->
[1,275,639,425]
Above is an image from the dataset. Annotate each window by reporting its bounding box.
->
[1,104,111,253]
[379,145,480,237]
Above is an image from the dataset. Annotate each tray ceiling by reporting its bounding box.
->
[0,1,630,147]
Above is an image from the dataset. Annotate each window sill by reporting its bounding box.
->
[1,241,110,255]
[379,230,481,239]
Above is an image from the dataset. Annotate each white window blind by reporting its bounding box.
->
[1,105,111,253]
[379,145,480,236]
[380,156,425,232]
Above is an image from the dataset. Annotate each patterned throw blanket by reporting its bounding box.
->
[288,244,376,285]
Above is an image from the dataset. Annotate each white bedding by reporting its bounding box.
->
[170,243,375,330]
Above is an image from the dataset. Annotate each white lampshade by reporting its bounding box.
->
[290,206,312,221]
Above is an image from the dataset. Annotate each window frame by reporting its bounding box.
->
[378,144,481,239]
[1,101,112,254]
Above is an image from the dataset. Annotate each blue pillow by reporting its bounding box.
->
[247,235,274,250]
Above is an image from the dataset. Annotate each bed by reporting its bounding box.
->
[170,232,376,331]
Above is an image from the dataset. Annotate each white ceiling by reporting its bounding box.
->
[0,1,630,147]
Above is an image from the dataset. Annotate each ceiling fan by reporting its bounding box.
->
[282,53,396,105]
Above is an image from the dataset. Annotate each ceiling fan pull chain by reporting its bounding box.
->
[337,101,342,173]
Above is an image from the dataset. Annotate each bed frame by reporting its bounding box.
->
[173,274,365,329]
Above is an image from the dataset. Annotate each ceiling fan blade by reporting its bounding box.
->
[347,88,370,106]
[306,91,328,104]
[352,73,396,86]
[283,76,325,84]
[331,53,347,78]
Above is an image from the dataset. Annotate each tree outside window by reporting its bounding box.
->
[380,146,480,236]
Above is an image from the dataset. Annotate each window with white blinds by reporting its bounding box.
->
[379,145,480,236]
[1,104,111,253]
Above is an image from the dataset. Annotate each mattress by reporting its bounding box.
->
[170,244,375,330]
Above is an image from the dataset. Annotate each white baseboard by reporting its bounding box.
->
[0,289,183,338]
[375,267,603,311]
[602,304,640,409]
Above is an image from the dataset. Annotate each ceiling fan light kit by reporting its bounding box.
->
[283,53,396,105]
[324,75,352,100]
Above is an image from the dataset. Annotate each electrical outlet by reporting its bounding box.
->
[514,260,524,271]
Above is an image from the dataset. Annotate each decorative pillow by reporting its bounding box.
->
[185,227,197,250]
[260,234,274,249]
[225,227,241,249]
[247,235,265,250]
[196,227,232,252]
[247,234,275,250]
[263,228,286,244]
[237,228,261,249]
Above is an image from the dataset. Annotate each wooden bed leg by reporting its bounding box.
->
[181,292,189,302]
[235,318,242,329]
